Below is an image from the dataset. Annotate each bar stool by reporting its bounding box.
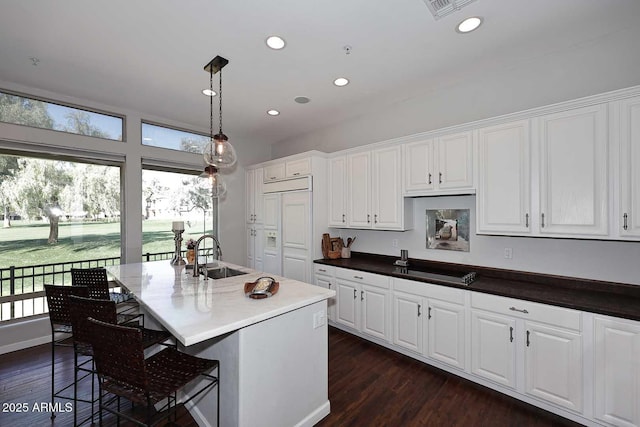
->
[71,267,141,325]
[68,295,174,426]
[44,284,89,420]
[87,317,219,427]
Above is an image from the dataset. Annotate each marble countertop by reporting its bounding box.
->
[107,260,335,346]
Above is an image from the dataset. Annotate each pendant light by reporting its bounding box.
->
[203,56,237,169]
[199,165,227,198]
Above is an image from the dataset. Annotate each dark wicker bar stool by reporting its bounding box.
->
[68,295,174,426]
[87,318,219,427]
[44,284,89,420]
[71,267,141,325]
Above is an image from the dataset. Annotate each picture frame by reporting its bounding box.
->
[426,209,470,252]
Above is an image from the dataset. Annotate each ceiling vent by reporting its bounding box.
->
[422,0,478,20]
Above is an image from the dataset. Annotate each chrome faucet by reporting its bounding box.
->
[192,234,223,277]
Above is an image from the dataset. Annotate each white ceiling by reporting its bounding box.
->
[1,0,640,149]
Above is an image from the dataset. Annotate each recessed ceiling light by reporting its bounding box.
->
[333,77,349,87]
[202,89,216,97]
[267,109,280,116]
[266,36,286,50]
[456,16,483,33]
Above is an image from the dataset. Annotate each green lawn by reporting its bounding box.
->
[0,218,211,269]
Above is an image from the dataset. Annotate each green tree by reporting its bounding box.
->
[61,111,110,138]
[180,136,207,154]
[0,93,53,128]
[0,155,19,227]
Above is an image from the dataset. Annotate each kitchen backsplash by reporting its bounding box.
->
[332,195,640,286]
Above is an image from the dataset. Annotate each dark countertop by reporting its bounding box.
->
[315,252,640,322]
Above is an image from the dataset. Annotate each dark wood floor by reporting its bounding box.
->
[0,327,583,426]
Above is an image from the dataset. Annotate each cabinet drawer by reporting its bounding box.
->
[263,163,285,181]
[314,264,335,276]
[471,292,581,331]
[336,267,389,289]
[286,158,311,177]
[394,277,465,304]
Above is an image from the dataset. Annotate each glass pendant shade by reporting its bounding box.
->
[200,165,227,198]
[203,133,237,169]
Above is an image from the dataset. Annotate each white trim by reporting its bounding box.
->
[293,401,331,427]
[0,334,49,355]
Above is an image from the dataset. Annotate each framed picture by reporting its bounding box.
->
[426,209,470,252]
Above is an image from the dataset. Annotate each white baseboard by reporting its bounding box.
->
[294,400,331,427]
[0,335,50,355]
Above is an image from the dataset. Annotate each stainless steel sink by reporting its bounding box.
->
[206,266,247,280]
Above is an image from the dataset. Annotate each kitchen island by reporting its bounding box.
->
[107,260,335,427]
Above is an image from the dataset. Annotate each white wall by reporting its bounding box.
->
[271,24,640,158]
[332,196,640,286]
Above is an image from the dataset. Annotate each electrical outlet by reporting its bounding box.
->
[313,311,326,329]
[504,248,513,259]
[392,239,398,248]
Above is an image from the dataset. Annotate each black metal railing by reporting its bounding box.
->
[0,249,205,323]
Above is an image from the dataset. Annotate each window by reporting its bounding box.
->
[0,153,122,321]
[0,90,123,141]
[142,169,218,257]
[141,122,209,153]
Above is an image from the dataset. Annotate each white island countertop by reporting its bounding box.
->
[107,260,335,346]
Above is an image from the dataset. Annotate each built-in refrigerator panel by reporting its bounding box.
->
[281,191,312,282]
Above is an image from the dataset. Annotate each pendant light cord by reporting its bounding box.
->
[218,69,223,135]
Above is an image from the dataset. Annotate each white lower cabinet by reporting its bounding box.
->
[393,278,466,371]
[594,315,640,427]
[471,292,583,413]
[246,225,263,271]
[313,264,336,322]
[334,268,390,342]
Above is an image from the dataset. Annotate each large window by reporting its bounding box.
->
[0,154,122,321]
[142,169,218,256]
[142,122,209,153]
[0,90,123,141]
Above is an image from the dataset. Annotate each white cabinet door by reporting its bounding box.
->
[537,104,608,236]
[263,193,279,230]
[282,253,307,282]
[281,192,310,250]
[315,275,336,322]
[470,310,516,389]
[620,96,640,238]
[347,152,372,228]
[427,299,466,370]
[477,120,531,235]
[393,291,423,354]
[246,168,264,223]
[246,225,255,268]
[403,139,435,193]
[336,280,358,330]
[360,284,389,341]
[285,157,311,178]
[372,145,403,230]
[437,131,474,190]
[263,163,285,181]
[328,156,347,227]
[594,316,640,427]
[524,321,583,412]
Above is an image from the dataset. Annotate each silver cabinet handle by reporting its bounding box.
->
[428,306,432,319]
[353,289,357,299]
[342,214,346,223]
[509,326,514,343]
[318,268,326,272]
[293,172,300,176]
[360,290,364,301]
[354,275,363,280]
[439,172,443,184]
[525,213,529,228]
[270,176,277,180]
[417,304,421,317]
[623,213,628,230]
[526,330,531,347]
[428,173,432,184]
[509,306,529,314]
[541,213,545,228]
[367,214,370,223]
[374,214,378,224]
[328,282,331,289]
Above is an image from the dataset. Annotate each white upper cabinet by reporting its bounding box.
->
[347,151,372,228]
[328,156,347,227]
[263,157,313,182]
[403,131,474,196]
[477,120,531,235]
[263,163,285,182]
[334,146,412,230]
[619,96,640,238]
[246,167,263,224]
[536,104,609,237]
